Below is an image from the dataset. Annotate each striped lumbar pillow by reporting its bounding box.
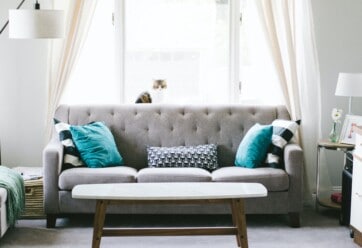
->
[265,119,300,169]
[147,144,219,171]
[54,119,84,170]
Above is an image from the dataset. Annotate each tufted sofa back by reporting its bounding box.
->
[54,104,290,170]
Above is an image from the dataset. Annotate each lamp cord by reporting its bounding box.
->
[35,0,40,10]
[0,0,27,35]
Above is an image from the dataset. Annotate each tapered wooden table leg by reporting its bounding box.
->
[92,200,108,248]
[232,199,248,248]
[231,200,241,247]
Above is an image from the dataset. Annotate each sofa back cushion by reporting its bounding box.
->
[54,104,290,170]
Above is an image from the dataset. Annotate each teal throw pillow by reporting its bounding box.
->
[235,123,273,168]
[70,122,124,168]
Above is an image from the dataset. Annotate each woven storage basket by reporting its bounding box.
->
[355,229,362,247]
[21,179,45,218]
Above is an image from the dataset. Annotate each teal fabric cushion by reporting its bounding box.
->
[69,122,124,168]
[235,123,273,168]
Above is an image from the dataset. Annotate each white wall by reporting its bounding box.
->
[0,0,362,196]
[0,1,48,167]
[312,0,362,189]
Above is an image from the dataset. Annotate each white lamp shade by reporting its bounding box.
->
[9,9,64,39]
[335,73,362,97]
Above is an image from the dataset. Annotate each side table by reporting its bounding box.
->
[316,140,354,211]
[13,167,45,219]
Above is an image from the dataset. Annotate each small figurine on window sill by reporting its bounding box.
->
[152,79,167,103]
[135,91,152,103]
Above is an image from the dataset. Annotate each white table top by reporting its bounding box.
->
[72,182,267,200]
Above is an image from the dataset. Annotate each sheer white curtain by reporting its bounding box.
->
[45,0,98,139]
[255,0,322,200]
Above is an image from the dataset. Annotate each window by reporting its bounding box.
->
[61,0,284,105]
[124,0,230,104]
[238,0,283,105]
[60,0,118,104]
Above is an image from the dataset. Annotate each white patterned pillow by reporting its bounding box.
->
[265,119,300,168]
[54,119,85,170]
[147,144,219,171]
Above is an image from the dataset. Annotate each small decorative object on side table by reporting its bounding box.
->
[315,140,354,211]
[12,167,45,219]
[329,108,343,143]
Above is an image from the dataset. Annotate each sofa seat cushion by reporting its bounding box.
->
[0,188,7,205]
[58,167,137,190]
[137,168,212,182]
[212,166,289,192]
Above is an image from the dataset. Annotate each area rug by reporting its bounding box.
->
[0,207,356,248]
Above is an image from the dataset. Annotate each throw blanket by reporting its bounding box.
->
[0,166,25,226]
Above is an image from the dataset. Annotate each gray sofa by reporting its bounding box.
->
[43,104,303,228]
[0,188,8,238]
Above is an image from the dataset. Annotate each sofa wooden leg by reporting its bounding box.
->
[288,212,300,228]
[46,214,57,228]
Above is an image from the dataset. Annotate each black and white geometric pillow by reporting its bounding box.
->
[147,144,219,171]
[265,119,300,169]
[54,119,85,170]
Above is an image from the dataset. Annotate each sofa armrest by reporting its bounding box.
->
[42,135,63,214]
[284,143,304,212]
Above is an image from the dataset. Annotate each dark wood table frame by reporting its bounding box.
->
[92,198,248,248]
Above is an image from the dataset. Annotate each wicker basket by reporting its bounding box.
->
[354,229,362,247]
[21,179,45,218]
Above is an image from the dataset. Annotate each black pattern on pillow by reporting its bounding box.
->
[54,118,85,170]
[265,119,300,169]
[147,144,219,171]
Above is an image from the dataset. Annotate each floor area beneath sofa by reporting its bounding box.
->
[0,206,357,248]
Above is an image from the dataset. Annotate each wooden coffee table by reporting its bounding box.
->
[72,182,267,248]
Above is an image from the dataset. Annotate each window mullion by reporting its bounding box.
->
[114,0,126,103]
[229,0,241,103]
